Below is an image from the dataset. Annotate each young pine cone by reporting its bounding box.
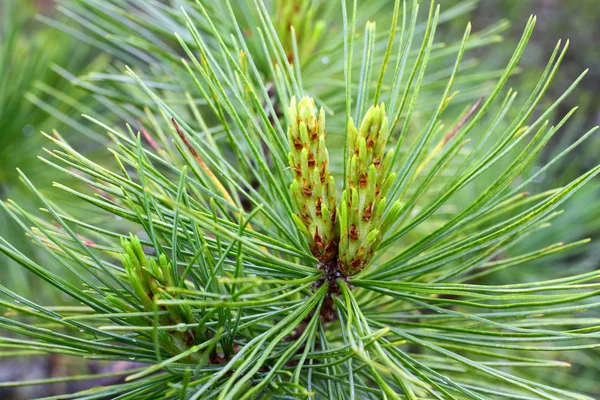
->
[287,96,337,262]
[339,104,402,275]
[120,235,200,359]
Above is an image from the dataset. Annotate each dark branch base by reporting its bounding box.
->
[313,258,352,323]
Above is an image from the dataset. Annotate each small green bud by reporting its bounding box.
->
[159,254,174,288]
[364,229,379,246]
[368,164,377,187]
[382,200,403,232]
[299,121,310,146]
[300,148,310,179]
[380,172,396,199]
[358,137,367,165]
[374,197,386,221]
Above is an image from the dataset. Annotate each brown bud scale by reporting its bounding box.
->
[362,204,372,222]
[349,224,359,241]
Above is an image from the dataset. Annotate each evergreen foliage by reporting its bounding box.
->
[1,1,599,398]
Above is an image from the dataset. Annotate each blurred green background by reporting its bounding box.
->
[0,0,598,398]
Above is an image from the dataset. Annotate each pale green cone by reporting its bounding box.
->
[340,104,401,275]
[288,96,337,261]
[120,235,200,359]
